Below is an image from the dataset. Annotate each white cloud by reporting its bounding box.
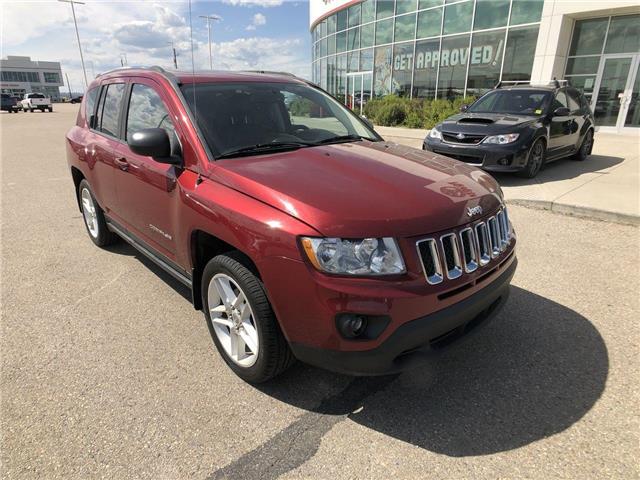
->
[0,1,309,92]
[246,13,267,30]
[222,0,283,7]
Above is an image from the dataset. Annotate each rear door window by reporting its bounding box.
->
[85,87,99,127]
[566,89,581,113]
[98,83,125,138]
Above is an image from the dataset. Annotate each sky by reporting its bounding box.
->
[1,0,312,93]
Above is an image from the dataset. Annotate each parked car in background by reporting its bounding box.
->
[21,93,53,112]
[66,67,516,383]
[1,93,20,113]
[70,95,83,104]
[423,82,595,178]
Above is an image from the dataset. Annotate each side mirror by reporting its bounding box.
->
[553,107,570,117]
[459,104,469,112]
[128,128,180,165]
[360,115,375,130]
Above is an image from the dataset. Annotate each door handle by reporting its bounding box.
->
[114,156,129,171]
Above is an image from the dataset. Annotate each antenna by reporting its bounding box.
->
[188,0,197,132]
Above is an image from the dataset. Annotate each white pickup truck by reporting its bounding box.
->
[21,93,53,112]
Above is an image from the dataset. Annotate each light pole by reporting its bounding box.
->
[58,0,88,89]
[199,14,221,69]
[65,73,73,99]
[167,42,178,69]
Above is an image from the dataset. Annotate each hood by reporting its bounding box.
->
[206,142,503,238]
[441,112,538,135]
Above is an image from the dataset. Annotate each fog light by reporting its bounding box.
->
[336,313,368,338]
[498,158,509,166]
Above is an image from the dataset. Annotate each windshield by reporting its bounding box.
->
[29,93,45,99]
[468,90,551,116]
[181,81,379,159]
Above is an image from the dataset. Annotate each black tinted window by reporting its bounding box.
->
[566,89,581,112]
[125,84,174,140]
[30,93,45,98]
[85,87,99,125]
[551,91,568,111]
[99,83,125,137]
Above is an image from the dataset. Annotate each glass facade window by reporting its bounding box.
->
[396,0,417,15]
[509,0,543,25]
[474,0,510,31]
[373,46,393,96]
[569,18,608,56]
[502,26,539,81]
[443,1,473,35]
[467,29,507,95]
[376,18,394,45]
[43,72,60,83]
[347,27,360,51]
[361,0,375,23]
[1,71,40,83]
[417,8,442,39]
[604,15,640,54]
[376,0,395,20]
[312,0,543,103]
[361,23,375,48]
[437,34,470,99]
[395,13,416,43]
[348,3,361,28]
[565,14,640,101]
[361,48,374,71]
[392,42,415,96]
[413,38,440,98]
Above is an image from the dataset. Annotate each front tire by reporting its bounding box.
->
[518,139,545,178]
[574,129,593,161]
[78,180,118,247]
[202,253,294,383]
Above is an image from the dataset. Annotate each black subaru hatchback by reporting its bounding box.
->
[423,82,595,178]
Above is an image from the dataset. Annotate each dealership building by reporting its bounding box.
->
[0,56,64,101]
[310,0,640,132]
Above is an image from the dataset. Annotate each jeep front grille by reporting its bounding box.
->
[416,206,512,285]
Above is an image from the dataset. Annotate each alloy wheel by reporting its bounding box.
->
[81,188,99,238]
[208,273,260,367]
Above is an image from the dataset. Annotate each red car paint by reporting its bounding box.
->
[66,68,516,374]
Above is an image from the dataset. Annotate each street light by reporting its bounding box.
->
[58,0,88,89]
[199,14,221,70]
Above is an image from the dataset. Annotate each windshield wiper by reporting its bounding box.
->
[315,134,370,145]
[216,142,314,159]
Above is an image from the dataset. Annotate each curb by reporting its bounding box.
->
[506,199,639,226]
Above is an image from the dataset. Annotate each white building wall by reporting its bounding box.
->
[531,0,640,83]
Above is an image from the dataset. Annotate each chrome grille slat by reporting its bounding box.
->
[474,222,491,266]
[416,206,512,286]
[416,239,443,285]
[487,216,501,258]
[459,228,478,273]
[440,233,463,280]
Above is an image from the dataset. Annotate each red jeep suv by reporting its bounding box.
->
[66,67,517,383]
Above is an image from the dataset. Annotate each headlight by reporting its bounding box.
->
[428,127,442,140]
[301,237,405,276]
[483,133,520,144]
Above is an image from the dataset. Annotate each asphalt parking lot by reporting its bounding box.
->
[1,104,638,479]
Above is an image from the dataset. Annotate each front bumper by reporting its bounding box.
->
[424,137,531,172]
[290,257,516,375]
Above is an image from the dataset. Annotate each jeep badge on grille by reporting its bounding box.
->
[467,205,483,217]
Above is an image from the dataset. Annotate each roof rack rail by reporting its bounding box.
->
[241,70,298,78]
[96,65,167,78]
[551,78,571,88]
[494,81,502,89]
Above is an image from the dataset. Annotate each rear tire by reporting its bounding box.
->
[78,180,118,247]
[48,107,53,112]
[574,129,593,161]
[518,139,545,178]
[202,252,294,383]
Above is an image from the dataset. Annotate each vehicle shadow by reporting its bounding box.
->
[255,286,609,457]
[105,241,193,303]
[493,154,623,187]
